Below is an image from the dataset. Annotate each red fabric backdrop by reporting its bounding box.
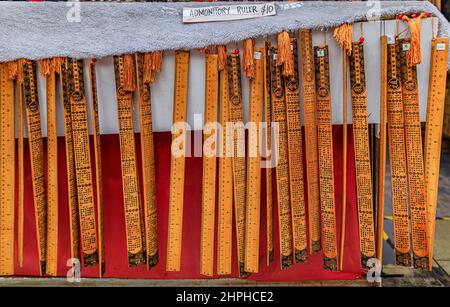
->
[13,126,364,280]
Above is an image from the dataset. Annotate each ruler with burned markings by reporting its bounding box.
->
[314,46,338,272]
[244,48,264,273]
[135,54,159,270]
[226,54,248,277]
[349,42,376,269]
[22,60,47,275]
[0,63,15,275]
[398,38,429,270]
[269,47,293,269]
[67,58,99,266]
[284,39,308,264]
[299,30,321,253]
[425,37,449,269]
[114,55,146,267]
[167,51,190,272]
[200,54,218,276]
[217,67,233,275]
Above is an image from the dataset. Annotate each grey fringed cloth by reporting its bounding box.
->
[0,1,449,66]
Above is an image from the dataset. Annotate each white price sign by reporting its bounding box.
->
[183,3,277,23]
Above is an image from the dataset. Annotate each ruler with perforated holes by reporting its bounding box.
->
[398,38,429,270]
[349,42,376,269]
[22,60,47,275]
[284,39,308,264]
[67,58,98,266]
[0,63,15,275]
[167,50,190,272]
[135,54,159,270]
[269,47,293,269]
[299,30,321,253]
[425,37,449,269]
[385,41,411,267]
[314,46,338,271]
[200,54,218,276]
[244,48,264,273]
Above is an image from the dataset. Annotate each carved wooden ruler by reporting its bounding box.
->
[284,39,308,264]
[22,60,47,275]
[217,66,233,275]
[59,59,81,262]
[263,42,274,266]
[244,48,264,273]
[67,58,98,266]
[167,50,189,272]
[314,46,338,271]
[299,30,321,253]
[0,63,15,275]
[425,37,449,269]
[226,54,248,277]
[88,60,106,276]
[349,42,376,268]
[113,55,146,267]
[398,38,429,270]
[269,47,293,269]
[17,64,25,268]
[135,54,159,270]
[200,54,218,276]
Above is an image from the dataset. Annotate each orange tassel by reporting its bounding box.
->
[37,59,52,76]
[52,57,65,75]
[17,59,25,84]
[402,13,425,66]
[217,45,227,71]
[277,32,294,77]
[333,23,353,56]
[243,39,256,79]
[7,61,19,80]
[123,54,136,91]
[143,52,154,84]
[151,51,163,73]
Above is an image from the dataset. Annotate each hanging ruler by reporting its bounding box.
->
[113,55,146,267]
[0,63,15,275]
[46,67,58,276]
[217,66,233,275]
[398,38,429,270]
[299,29,321,253]
[314,46,338,271]
[425,37,449,269]
[349,42,376,268]
[135,54,159,270]
[22,60,47,275]
[269,47,293,269]
[226,54,248,277]
[67,58,99,266]
[200,54,218,276]
[167,50,189,272]
[284,38,308,263]
[60,59,81,262]
[88,60,106,276]
[263,42,274,266]
[17,63,25,268]
[244,48,264,273]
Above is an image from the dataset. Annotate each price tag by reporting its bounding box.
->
[402,43,410,51]
[436,43,446,51]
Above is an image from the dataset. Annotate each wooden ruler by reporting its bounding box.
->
[0,63,15,275]
[17,64,25,268]
[59,59,81,262]
[425,37,449,269]
[299,30,321,253]
[244,48,264,273]
[88,60,106,276]
[46,68,58,276]
[67,58,98,266]
[314,46,338,271]
[200,54,218,276]
[22,60,47,275]
[284,39,308,264]
[269,47,293,269]
[113,55,146,267]
[263,42,274,266]
[398,38,429,270]
[349,42,376,268]
[226,54,248,277]
[217,66,233,275]
[135,54,159,270]
[166,50,189,272]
